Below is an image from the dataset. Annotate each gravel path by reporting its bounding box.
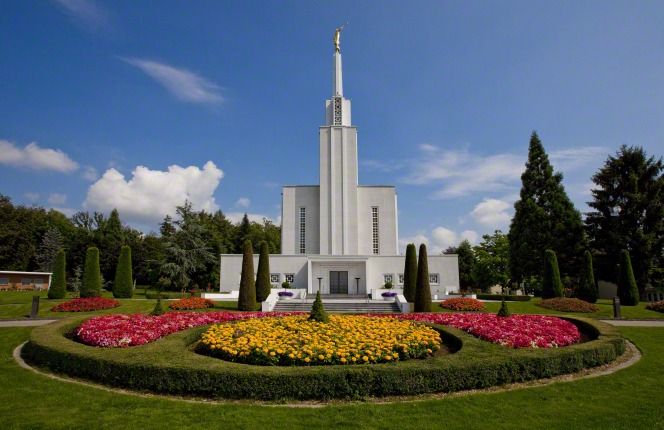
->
[600,319,664,327]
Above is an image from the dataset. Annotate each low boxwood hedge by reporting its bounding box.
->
[145,292,191,300]
[22,316,624,401]
[476,294,532,302]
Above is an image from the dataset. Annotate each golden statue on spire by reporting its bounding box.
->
[334,22,348,52]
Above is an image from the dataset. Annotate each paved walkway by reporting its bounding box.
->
[0,319,57,327]
[600,319,664,327]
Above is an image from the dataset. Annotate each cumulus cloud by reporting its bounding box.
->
[47,193,67,205]
[235,197,250,208]
[122,57,224,104]
[52,0,113,34]
[83,161,223,225]
[398,234,429,253]
[24,193,40,202]
[0,140,79,173]
[460,230,479,245]
[470,198,512,228]
[82,166,98,181]
[51,206,77,217]
[431,227,458,252]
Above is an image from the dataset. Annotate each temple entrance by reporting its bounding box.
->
[329,271,349,294]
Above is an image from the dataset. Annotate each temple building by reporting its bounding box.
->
[218,34,459,299]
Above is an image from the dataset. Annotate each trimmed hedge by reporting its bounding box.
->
[23,315,625,401]
[476,294,532,302]
[145,292,190,300]
[113,246,133,299]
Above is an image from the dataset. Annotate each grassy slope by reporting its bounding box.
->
[0,326,662,429]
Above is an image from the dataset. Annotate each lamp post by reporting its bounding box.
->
[355,278,360,295]
[317,277,323,295]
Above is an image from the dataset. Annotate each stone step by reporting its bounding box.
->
[272,301,401,314]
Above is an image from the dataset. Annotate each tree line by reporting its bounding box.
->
[0,196,280,292]
[443,132,663,298]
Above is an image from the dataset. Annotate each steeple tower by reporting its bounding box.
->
[325,51,352,126]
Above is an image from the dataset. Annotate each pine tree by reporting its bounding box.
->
[308,291,330,323]
[80,247,102,298]
[36,227,65,272]
[113,246,133,298]
[414,244,432,312]
[586,145,663,292]
[403,243,417,302]
[238,240,256,311]
[48,249,67,299]
[255,241,271,302]
[542,250,563,299]
[577,251,598,303]
[235,213,252,253]
[618,249,639,305]
[509,131,585,284]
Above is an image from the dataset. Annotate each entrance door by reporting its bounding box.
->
[329,271,348,294]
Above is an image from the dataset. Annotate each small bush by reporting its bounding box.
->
[537,298,599,313]
[497,298,511,317]
[151,297,165,316]
[384,281,393,289]
[645,300,664,313]
[308,291,329,323]
[145,292,190,300]
[281,281,291,289]
[51,297,120,312]
[618,249,639,306]
[440,298,485,311]
[168,297,215,310]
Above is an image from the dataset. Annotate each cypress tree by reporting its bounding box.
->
[113,246,133,298]
[255,241,271,302]
[80,247,102,298]
[577,251,598,303]
[151,297,165,316]
[509,131,585,284]
[414,244,432,312]
[542,250,563,299]
[403,243,417,302]
[308,291,330,323]
[238,240,256,311]
[47,249,67,299]
[618,249,639,305]
[497,297,511,317]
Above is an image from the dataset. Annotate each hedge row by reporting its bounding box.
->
[22,316,624,401]
[476,294,532,302]
[145,292,191,300]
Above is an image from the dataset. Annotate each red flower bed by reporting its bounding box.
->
[537,298,599,313]
[646,300,664,313]
[168,297,216,310]
[440,298,485,311]
[76,311,302,348]
[52,298,121,312]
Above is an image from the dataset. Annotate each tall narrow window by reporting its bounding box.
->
[372,207,379,255]
[299,207,306,254]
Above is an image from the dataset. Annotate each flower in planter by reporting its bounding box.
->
[278,291,294,297]
[381,292,397,297]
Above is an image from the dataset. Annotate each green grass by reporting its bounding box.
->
[0,325,662,429]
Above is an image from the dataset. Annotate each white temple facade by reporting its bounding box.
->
[219,44,459,298]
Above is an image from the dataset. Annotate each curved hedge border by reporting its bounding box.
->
[476,294,532,302]
[22,316,624,401]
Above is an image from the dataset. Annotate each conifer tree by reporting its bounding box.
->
[577,251,598,303]
[618,249,639,305]
[255,241,271,302]
[542,250,563,299]
[308,291,330,323]
[47,249,67,299]
[80,247,102,298]
[509,131,585,284]
[113,246,133,298]
[414,244,432,312]
[36,227,64,272]
[238,240,256,311]
[497,297,511,317]
[403,243,417,302]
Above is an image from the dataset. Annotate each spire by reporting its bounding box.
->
[334,51,343,96]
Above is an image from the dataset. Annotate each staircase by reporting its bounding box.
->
[272,298,401,314]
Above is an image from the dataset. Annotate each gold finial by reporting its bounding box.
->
[334,22,348,52]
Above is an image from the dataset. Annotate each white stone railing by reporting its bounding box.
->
[395,294,410,313]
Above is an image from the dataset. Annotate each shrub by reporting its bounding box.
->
[80,247,102,298]
[113,246,133,298]
[384,281,393,289]
[497,298,511,317]
[618,249,639,306]
[440,298,485,311]
[145,292,189,300]
[151,297,165,316]
[47,249,67,299]
[308,291,329,323]
[476,294,531,302]
[281,281,291,289]
[414,244,432,312]
[255,241,271,302]
[168,297,215,310]
[403,243,417,302]
[537,297,600,313]
[645,300,664,313]
[238,241,256,311]
[542,250,563,299]
[51,297,120,312]
[576,251,598,303]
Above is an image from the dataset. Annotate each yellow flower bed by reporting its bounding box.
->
[199,315,441,366]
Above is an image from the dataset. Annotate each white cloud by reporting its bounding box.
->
[83,161,223,225]
[360,159,404,172]
[431,227,457,252]
[47,193,67,205]
[51,206,77,217]
[460,230,479,245]
[398,234,429,253]
[24,193,40,202]
[400,227,479,254]
[235,197,250,208]
[122,58,224,104]
[82,166,98,181]
[470,198,512,228]
[52,0,112,34]
[549,147,607,172]
[0,140,79,173]
[226,212,277,224]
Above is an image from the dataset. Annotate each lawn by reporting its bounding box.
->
[0,325,662,429]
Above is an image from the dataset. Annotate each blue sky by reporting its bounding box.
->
[1,1,663,253]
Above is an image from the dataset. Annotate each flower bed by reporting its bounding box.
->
[278,291,294,297]
[381,292,397,298]
[440,297,485,311]
[168,297,215,310]
[536,298,599,313]
[199,315,440,366]
[51,298,121,312]
[76,311,301,348]
[646,300,664,313]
